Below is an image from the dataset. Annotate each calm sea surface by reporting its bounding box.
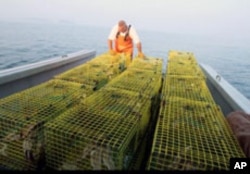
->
[0,21,250,99]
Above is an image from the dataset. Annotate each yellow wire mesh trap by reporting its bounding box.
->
[146,51,245,170]
[91,53,131,68]
[0,52,163,170]
[162,76,215,103]
[0,79,86,122]
[129,129,148,170]
[44,105,139,170]
[0,79,90,170]
[0,53,132,170]
[158,97,241,137]
[168,50,197,63]
[167,61,205,77]
[107,69,162,99]
[128,57,163,74]
[0,119,44,170]
[83,87,152,142]
[167,50,204,77]
[54,63,109,86]
[147,97,245,170]
[54,53,130,88]
[43,55,163,170]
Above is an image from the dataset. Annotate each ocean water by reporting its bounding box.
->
[0,21,250,100]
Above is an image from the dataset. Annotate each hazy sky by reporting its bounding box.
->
[1,0,250,38]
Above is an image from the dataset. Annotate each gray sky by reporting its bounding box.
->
[1,0,250,38]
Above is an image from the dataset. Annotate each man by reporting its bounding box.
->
[108,20,145,59]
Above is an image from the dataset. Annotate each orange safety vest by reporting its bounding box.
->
[115,25,133,57]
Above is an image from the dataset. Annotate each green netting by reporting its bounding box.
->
[44,105,139,170]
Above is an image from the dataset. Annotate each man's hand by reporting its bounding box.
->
[109,50,117,56]
[138,52,145,59]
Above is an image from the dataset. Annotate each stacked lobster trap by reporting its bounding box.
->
[44,56,163,170]
[0,79,84,170]
[54,53,130,90]
[0,53,130,170]
[146,50,245,170]
[45,105,139,170]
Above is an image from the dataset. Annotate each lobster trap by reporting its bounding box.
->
[54,63,114,88]
[44,105,139,170]
[129,57,163,74]
[166,50,204,77]
[146,51,246,170]
[0,118,45,170]
[161,76,215,103]
[83,87,152,142]
[168,50,197,63]
[54,53,129,89]
[167,61,204,77]
[107,69,162,100]
[147,96,245,170]
[0,79,87,170]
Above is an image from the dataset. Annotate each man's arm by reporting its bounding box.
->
[130,27,144,57]
[108,39,113,50]
[108,25,118,51]
[136,42,142,53]
[108,39,116,55]
[137,42,144,58]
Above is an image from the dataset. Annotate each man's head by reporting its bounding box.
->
[118,20,127,33]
